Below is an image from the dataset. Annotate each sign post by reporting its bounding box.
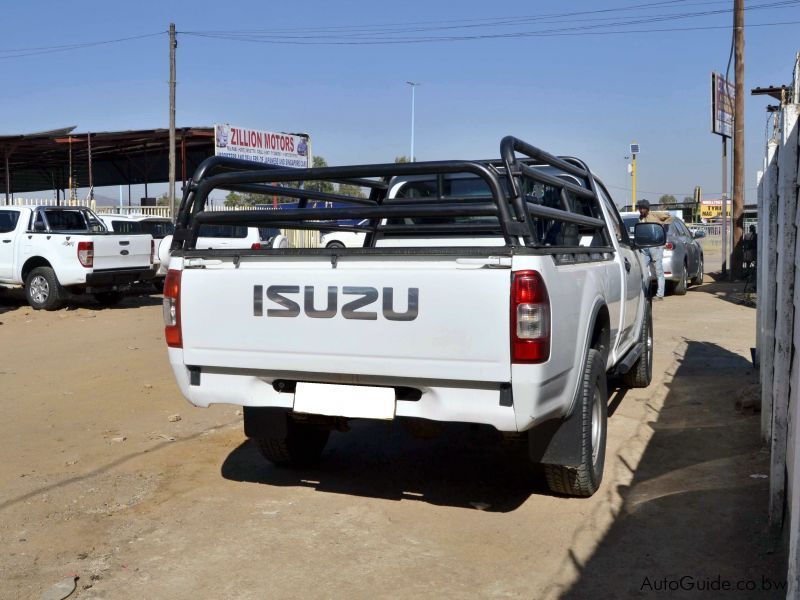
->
[711,72,735,274]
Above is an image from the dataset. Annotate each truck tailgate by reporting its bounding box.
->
[93,234,151,270]
[180,256,512,382]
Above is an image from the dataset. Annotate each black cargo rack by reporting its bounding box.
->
[173,136,611,251]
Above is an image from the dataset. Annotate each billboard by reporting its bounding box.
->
[214,124,310,168]
[700,199,732,220]
[711,73,735,138]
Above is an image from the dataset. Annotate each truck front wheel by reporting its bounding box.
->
[25,267,65,311]
[544,349,607,497]
[255,417,330,467]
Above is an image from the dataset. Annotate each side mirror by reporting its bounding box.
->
[33,221,46,232]
[693,230,706,239]
[633,222,666,248]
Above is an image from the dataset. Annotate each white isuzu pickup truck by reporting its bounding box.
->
[163,137,665,497]
[0,205,154,309]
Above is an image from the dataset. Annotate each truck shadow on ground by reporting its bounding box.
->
[0,287,161,312]
[221,420,550,513]
[552,340,786,599]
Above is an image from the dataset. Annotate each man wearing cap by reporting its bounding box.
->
[638,199,673,301]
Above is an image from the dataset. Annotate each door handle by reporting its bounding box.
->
[2,239,10,243]
[624,258,631,273]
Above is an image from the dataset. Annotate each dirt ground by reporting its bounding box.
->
[0,265,787,599]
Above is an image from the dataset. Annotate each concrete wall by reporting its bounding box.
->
[758,96,800,599]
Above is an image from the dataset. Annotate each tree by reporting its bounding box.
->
[338,183,367,199]
[304,155,334,193]
[683,196,694,204]
[395,156,410,163]
[224,191,264,207]
[157,192,170,207]
[659,194,677,206]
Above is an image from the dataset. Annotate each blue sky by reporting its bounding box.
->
[2,0,799,206]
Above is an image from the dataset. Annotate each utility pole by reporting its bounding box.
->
[168,23,177,220]
[631,152,637,209]
[731,0,745,278]
[406,82,420,161]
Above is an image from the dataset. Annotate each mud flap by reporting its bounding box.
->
[527,408,583,467]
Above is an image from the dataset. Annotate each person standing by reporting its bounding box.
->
[637,199,672,301]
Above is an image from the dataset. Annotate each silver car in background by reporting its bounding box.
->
[622,214,704,295]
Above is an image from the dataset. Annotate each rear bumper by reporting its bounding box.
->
[168,353,526,432]
[85,267,156,290]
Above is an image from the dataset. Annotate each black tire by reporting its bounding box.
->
[544,349,607,497]
[622,299,653,388]
[25,267,65,311]
[691,256,704,286]
[256,418,330,467]
[93,291,124,307]
[152,278,165,293]
[326,241,345,249]
[672,261,688,296]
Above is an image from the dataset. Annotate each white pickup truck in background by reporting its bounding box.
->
[163,139,665,497]
[0,205,154,309]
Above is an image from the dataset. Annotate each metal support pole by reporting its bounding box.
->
[722,137,728,275]
[4,148,10,206]
[631,152,637,210]
[731,0,745,279]
[87,132,94,204]
[169,22,177,219]
[181,131,187,190]
[406,81,419,161]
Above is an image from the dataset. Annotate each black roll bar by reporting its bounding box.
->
[173,136,611,251]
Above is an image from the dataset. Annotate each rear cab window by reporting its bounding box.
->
[383,169,609,248]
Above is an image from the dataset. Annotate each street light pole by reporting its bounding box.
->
[406,81,420,161]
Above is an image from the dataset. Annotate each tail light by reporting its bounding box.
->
[150,239,155,264]
[664,242,674,251]
[163,270,182,348]
[251,242,262,250]
[511,270,550,363]
[77,241,94,268]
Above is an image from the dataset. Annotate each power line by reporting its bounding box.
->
[0,32,165,60]
[182,0,800,44]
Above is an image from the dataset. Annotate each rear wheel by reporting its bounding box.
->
[326,241,345,249]
[544,349,607,497]
[93,291,124,306]
[691,256,704,286]
[25,267,65,311]
[256,418,330,467]
[622,299,653,388]
[672,261,688,296]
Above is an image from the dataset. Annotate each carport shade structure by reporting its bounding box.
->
[0,126,216,205]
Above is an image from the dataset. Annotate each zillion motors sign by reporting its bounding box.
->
[214,124,311,168]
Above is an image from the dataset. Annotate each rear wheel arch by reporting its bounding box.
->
[21,256,52,282]
[590,304,611,364]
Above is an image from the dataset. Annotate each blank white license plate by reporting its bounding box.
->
[293,382,396,420]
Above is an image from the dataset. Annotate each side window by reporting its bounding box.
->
[0,210,20,233]
[595,181,629,246]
